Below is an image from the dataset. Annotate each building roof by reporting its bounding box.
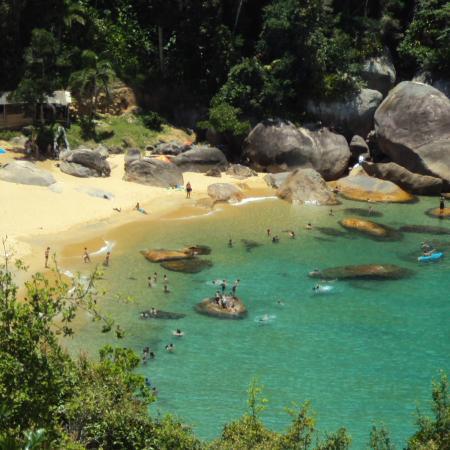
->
[0,90,72,106]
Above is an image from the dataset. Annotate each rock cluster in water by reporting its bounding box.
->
[195,297,247,319]
[309,264,413,280]
[339,217,392,238]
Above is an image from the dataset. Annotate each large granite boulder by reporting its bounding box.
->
[309,264,413,280]
[375,81,450,184]
[124,157,183,187]
[263,172,291,189]
[124,148,142,167]
[0,161,56,186]
[339,218,393,238]
[207,183,244,203]
[306,89,383,138]
[60,147,111,177]
[330,174,414,202]
[195,297,247,319]
[276,168,339,205]
[173,145,227,172]
[362,161,443,195]
[141,249,193,262]
[361,55,396,96]
[152,141,191,156]
[349,135,369,158]
[226,164,257,178]
[243,120,350,180]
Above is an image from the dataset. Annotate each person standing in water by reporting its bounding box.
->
[186,182,192,199]
[44,246,50,268]
[83,247,91,263]
[266,228,271,237]
[221,279,227,294]
[439,195,445,215]
[103,251,110,267]
[148,276,153,288]
[228,238,233,248]
[232,279,240,298]
[153,272,157,284]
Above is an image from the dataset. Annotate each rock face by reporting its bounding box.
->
[277,169,339,205]
[309,264,413,280]
[141,249,193,263]
[60,148,111,177]
[152,141,190,156]
[173,146,228,172]
[124,148,141,166]
[205,167,222,177]
[375,81,450,184]
[349,135,369,158]
[331,174,414,202]
[124,157,183,187]
[207,183,244,203]
[306,89,383,138]
[161,259,213,273]
[226,164,257,178]
[362,161,443,195]
[263,172,291,189]
[195,297,247,319]
[243,120,350,180]
[361,55,396,96]
[0,161,56,186]
[339,218,390,238]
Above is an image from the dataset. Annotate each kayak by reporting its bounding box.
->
[418,252,443,262]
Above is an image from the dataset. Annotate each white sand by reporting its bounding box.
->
[0,151,269,260]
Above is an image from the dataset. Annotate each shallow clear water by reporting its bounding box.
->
[64,197,450,448]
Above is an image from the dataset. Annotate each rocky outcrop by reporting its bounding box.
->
[141,249,193,263]
[173,145,227,172]
[195,297,247,319]
[277,168,339,205]
[243,120,350,180]
[309,264,413,280]
[124,148,142,166]
[60,147,111,177]
[349,135,369,158]
[362,161,443,195]
[152,141,191,156]
[205,167,222,177]
[330,174,414,202]
[361,55,396,96]
[375,81,450,184]
[263,172,291,189]
[339,218,392,238]
[124,156,183,188]
[207,183,244,203]
[226,164,257,178]
[306,89,383,138]
[0,161,55,186]
[161,259,213,273]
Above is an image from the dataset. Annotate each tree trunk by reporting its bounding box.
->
[158,26,164,75]
[233,0,244,35]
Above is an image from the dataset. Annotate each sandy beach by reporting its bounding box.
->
[0,148,270,268]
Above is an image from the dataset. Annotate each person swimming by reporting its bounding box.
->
[305,223,312,230]
[288,231,295,239]
[272,235,280,243]
[165,343,175,352]
[173,329,184,337]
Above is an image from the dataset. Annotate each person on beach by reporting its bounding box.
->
[103,251,110,267]
[439,195,445,215]
[228,238,233,248]
[186,182,192,199]
[135,202,148,214]
[113,207,121,213]
[232,279,240,298]
[44,246,50,268]
[83,247,91,263]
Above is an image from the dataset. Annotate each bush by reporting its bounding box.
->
[0,130,22,141]
[141,112,165,131]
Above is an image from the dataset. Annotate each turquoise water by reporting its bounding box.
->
[64,197,450,448]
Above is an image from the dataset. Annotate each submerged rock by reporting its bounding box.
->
[161,259,213,273]
[141,249,193,262]
[183,245,211,255]
[343,207,383,218]
[330,174,415,203]
[339,218,393,238]
[140,309,186,320]
[195,297,247,319]
[277,168,339,205]
[426,208,450,219]
[241,239,262,252]
[309,264,413,280]
[316,227,351,239]
[398,225,450,235]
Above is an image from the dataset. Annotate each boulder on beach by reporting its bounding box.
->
[243,120,350,180]
[263,172,291,189]
[60,147,111,177]
[205,167,222,177]
[330,174,414,203]
[152,141,190,156]
[124,157,184,187]
[161,259,213,273]
[362,161,443,195]
[309,264,413,280]
[277,168,339,205]
[173,146,228,172]
[226,164,257,178]
[306,88,383,138]
[195,297,247,319]
[207,183,244,204]
[375,81,450,184]
[339,217,392,238]
[0,160,56,186]
[141,249,193,263]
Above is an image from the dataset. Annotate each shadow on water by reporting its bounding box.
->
[314,236,335,243]
[316,227,353,239]
[343,208,383,218]
[241,239,263,252]
[398,224,450,235]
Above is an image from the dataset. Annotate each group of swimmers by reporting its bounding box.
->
[147,272,170,293]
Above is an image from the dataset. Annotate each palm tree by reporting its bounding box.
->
[69,50,115,127]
